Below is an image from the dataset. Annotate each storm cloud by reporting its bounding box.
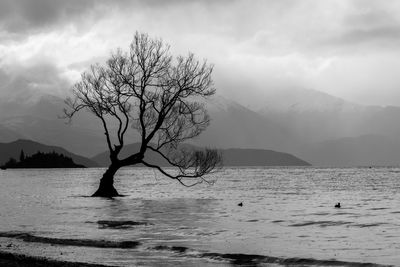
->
[0,0,99,33]
[2,0,400,106]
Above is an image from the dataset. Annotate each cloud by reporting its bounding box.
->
[0,61,71,101]
[0,0,94,33]
[329,26,400,48]
[320,1,400,51]
[2,0,400,106]
[0,0,236,35]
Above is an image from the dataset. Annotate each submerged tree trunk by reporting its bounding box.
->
[92,164,121,197]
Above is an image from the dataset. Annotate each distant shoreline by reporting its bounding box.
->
[0,251,112,267]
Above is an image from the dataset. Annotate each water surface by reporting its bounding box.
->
[0,167,399,266]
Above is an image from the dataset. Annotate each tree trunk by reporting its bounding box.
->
[92,164,121,197]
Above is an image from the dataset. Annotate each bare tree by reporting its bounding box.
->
[64,32,222,197]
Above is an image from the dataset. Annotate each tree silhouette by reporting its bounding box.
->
[1,151,85,169]
[19,150,25,162]
[64,32,222,197]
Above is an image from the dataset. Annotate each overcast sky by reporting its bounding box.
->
[1,0,400,106]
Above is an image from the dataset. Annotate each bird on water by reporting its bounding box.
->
[334,202,341,208]
[238,202,243,207]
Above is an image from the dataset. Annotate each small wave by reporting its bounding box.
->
[335,212,356,215]
[203,253,389,266]
[309,212,330,216]
[289,220,351,227]
[0,232,140,249]
[368,208,388,211]
[150,245,391,266]
[350,223,388,228]
[96,220,152,229]
[280,192,303,195]
[152,245,188,253]
[271,220,285,223]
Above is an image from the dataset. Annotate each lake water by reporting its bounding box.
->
[0,167,399,266]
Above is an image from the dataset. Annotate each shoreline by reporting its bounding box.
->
[0,243,392,267]
[0,251,114,267]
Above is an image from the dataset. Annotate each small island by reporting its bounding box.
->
[1,150,86,169]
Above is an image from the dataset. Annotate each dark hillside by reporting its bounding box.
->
[0,139,98,167]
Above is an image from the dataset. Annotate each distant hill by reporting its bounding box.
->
[91,143,310,167]
[0,139,98,167]
[221,148,310,166]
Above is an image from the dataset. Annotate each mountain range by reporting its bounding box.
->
[91,143,310,167]
[2,87,400,166]
[0,140,310,167]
